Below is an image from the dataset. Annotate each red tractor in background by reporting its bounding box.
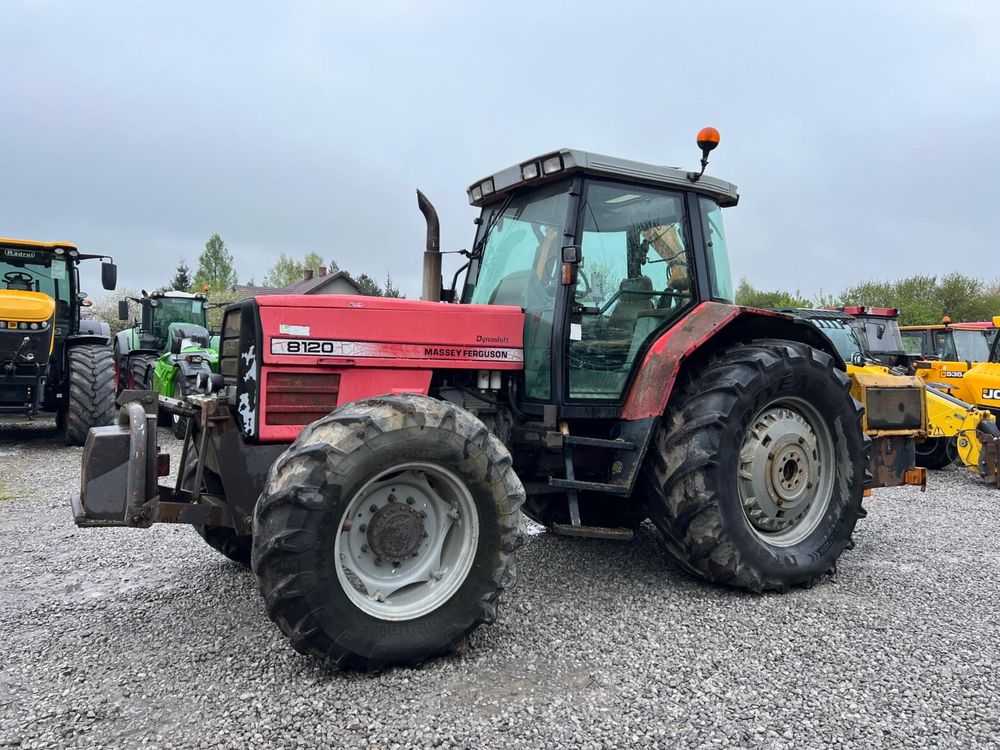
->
[74,131,873,670]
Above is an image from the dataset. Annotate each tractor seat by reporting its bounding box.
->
[167,323,210,354]
[608,276,654,333]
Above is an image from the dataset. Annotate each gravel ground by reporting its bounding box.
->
[1,417,999,749]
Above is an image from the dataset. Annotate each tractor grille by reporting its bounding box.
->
[866,387,923,431]
[264,372,340,426]
[218,306,243,389]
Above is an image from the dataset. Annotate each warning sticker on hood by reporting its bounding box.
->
[279,324,310,336]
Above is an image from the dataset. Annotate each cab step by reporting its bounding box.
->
[551,523,634,541]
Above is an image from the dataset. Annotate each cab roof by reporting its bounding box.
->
[468,148,739,209]
[900,322,996,331]
[0,237,77,251]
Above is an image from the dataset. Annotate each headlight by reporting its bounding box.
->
[521,161,540,180]
[471,185,483,201]
[480,178,495,196]
[541,154,563,175]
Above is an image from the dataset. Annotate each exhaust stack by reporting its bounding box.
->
[417,189,441,302]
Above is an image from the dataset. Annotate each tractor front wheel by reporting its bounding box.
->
[642,341,868,592]
[252,394,524,670]
[63,344,116,446]
[182,451,253,566]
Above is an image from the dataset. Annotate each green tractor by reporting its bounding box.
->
[113,290,218,436]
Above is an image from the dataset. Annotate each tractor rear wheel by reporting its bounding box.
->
[641,341,868,592]
[252,394,524,671]
[63,344,116,446]
[915,437,954,469]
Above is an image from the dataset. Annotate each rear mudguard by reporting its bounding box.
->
[621,301,843,421]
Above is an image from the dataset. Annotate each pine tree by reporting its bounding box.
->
[194,234,238,292]
[355,273,383,297]
[383,273,404,298]
[169,259,192,291]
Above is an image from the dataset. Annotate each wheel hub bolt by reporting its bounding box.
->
[431,568,444,580]
[406,497,415,505]
[388,493,397,503]
[361,544,369,553]
[374,558,382,566]
[359,523,367,532]
[393,560,401,567]
[369,504,378,513]
[447,508,459,520]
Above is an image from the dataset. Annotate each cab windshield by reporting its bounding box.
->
[0,247,73,321]
[940,328,996,362]
[148,297,208,348]
[465,182,571,400]
[807,317,866,362]
[859,318,905,353]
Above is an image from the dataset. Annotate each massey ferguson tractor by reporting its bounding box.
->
[0,238,118,443]
[75,131,873,670]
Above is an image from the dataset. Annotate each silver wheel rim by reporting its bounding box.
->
[738,397,835,548]
[334,462,479,621]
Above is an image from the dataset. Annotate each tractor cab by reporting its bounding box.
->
[114,290,210,391]
[124,290,209,352]
[457,144,737,412]
[836,306,910,368]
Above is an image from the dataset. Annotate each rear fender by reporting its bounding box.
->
[621,301,843,421]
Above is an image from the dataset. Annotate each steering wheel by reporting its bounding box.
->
[3,271,35,290]
[575,269,592,298]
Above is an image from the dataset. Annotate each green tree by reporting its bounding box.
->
[734,278,814,309]
[264,252,303,287]
[169,259,192,292]
[839,273,993,325]
[383,273,403,298]
[194,234,238,292]
[355,273,383,296]
[264,252,339,287]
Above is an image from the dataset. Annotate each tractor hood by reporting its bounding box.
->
[258,295,525,370]
[0,289,56,323]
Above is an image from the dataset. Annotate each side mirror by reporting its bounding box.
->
[561,245,581,286]
[440,288,456,303]
[101,262,118,291]
[118,300,129,320]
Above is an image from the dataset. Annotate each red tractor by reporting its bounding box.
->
[75,131,869,670]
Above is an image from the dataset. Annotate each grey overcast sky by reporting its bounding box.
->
[2,1,998,299]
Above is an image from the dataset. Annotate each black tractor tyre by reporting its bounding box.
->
[915,437,954,470]
[172,376,193,439]
[252,393,525,671]
[181,450,253,566]
[63,344,116,446]
[129,354,156,391]
[640,341,868,593]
